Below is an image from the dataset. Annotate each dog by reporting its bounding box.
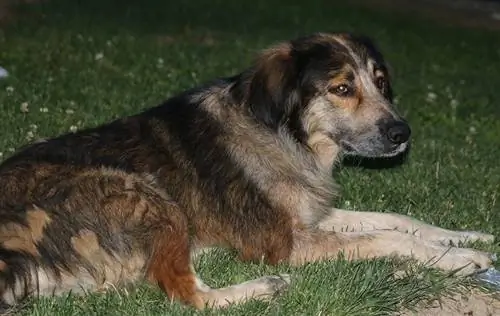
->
[0,32,495,311]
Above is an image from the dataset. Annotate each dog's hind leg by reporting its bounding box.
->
[146,212,290,309]
[289,229,493,276]
[0,168,290,311]
[317,208,495,246]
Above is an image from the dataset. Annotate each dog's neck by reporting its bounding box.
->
[224,76,340,172]
[306,132,341,170]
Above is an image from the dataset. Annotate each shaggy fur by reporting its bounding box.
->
[0,32,494,311]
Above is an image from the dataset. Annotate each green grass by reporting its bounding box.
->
[1,0,500,315]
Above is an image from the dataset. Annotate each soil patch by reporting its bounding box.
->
[401,288,500,316]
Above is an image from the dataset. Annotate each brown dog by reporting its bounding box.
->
[0,32,494,310]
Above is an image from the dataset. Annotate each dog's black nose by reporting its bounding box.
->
[386,121,411,144]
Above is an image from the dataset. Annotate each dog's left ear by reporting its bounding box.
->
[235,43,300,130]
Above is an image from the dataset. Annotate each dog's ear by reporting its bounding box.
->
[238,43,300,129]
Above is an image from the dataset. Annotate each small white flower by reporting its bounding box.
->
[69,125,78,133]
[26,131,34,140]
[7,147,15,153]
[465,135,473,144]
[377,194,385,203]
[65,109,75,115]
[29,124,38,130]
[445,86,453,99]
[6,86,14,93]
[95,52,104,61]
[0,66,8,79]
[469,126,477,134]
[426,92,437,102]
[39,107,49,113]
[157,58,164,64]
[20,102,29,113]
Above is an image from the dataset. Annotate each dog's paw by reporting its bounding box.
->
[260,274,291,296]
[203,274,291,308]
[428,247,493,276]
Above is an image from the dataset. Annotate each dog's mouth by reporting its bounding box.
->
[340,140,409,158]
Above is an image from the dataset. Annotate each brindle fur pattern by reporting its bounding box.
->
[0,33,494,311]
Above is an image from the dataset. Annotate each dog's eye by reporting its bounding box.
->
[376,77,387,91]
[330,84,352,97]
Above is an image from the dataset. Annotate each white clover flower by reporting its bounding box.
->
[20,102,29,113]
[426,92,437,102]
[0,67,8,79]
[445,86,453,99]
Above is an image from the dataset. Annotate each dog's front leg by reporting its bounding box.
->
[316,208,495,246]
[289,229,492,276]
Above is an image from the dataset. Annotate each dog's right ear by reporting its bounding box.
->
[232,43,300,130]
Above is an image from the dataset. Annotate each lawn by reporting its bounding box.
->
[1,0,500,315]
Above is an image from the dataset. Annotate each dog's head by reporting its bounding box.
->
[232,33,410,165]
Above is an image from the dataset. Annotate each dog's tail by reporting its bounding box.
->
[0,247,40,313]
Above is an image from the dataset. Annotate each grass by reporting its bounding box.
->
[0,0,500,315]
